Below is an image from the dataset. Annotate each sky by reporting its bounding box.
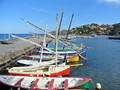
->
[0,0,120,33]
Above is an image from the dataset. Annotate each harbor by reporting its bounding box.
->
[0,34,93,90]
[1,35,120,89]
[0,14,119,90]
[1,0,120,89]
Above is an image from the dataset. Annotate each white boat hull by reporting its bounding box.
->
[0,75,91,90]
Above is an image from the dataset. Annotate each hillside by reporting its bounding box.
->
[50,23,120,36]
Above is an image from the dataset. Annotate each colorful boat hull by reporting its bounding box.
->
[38,47,85,56]
[28,54,80,63]
[28,55,64,60]
[8,64,70,77]
[0,75,91,90]
[16,59,65,66]
[67,54,79,62]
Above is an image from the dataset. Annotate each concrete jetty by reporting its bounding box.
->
[0,36,52,70]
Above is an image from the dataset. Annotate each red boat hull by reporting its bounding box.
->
[9,67,70,77]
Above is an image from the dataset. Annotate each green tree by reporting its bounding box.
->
[109,23,120,35]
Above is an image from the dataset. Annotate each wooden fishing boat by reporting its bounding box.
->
[37,49,87,60]
[8,63,70,77]
[38,41,87,58]
[50,43,83,51]
[39,48,84,56]
[28,55,64,60]
[28,54,80,62]
[49,40,84,51]
[0,75,91,90]
[16,59,65,66]
[66,54,79,62]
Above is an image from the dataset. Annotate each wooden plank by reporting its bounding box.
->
[48,79,54,89]
[31,79,39,89]
[14,78,24,87]
[64,79,68,89]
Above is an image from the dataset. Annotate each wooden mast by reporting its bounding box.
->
[63,14,74,51]
[40,24,47,63]
[55,13,58,66]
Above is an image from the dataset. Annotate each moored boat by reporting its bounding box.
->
[49,42,83,51]
[0,75,91,90]
[8,64,70,77]
[66,54,80,62]
[28,54,64,60]
[38,48,84,56]
[28,54,80,62]
[16,59,65,66]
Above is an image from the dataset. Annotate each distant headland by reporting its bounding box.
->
[50,23,120,36]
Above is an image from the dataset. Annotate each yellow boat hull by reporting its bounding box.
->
[67,54,79,62]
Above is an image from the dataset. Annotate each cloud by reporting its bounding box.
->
[99,0,120,4]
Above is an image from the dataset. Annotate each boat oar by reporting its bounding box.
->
[69,63,83,67]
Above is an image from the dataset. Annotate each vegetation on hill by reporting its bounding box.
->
[109,23,120,35]
[50,23,120,36]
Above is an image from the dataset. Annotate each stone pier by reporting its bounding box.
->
[0,36,52,70]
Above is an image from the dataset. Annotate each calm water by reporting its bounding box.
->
[0,34,33,40]
[0,35,120,90]
[70,36,120,90]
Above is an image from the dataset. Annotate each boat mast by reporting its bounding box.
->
[9,33,11,40]
[40,24,47,63]
[55,9,64,65]
[55,13,59,66]
[43,24,47,48]
[39,47,43,63]
[58,8,64,37]
[54,9,64,51]
[63,13,74,51]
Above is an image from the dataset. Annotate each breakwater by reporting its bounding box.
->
[108,36,120,40]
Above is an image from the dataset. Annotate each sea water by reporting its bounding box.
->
[0,34,32,40]
[70,36,120,90]
[0,35,120,89]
